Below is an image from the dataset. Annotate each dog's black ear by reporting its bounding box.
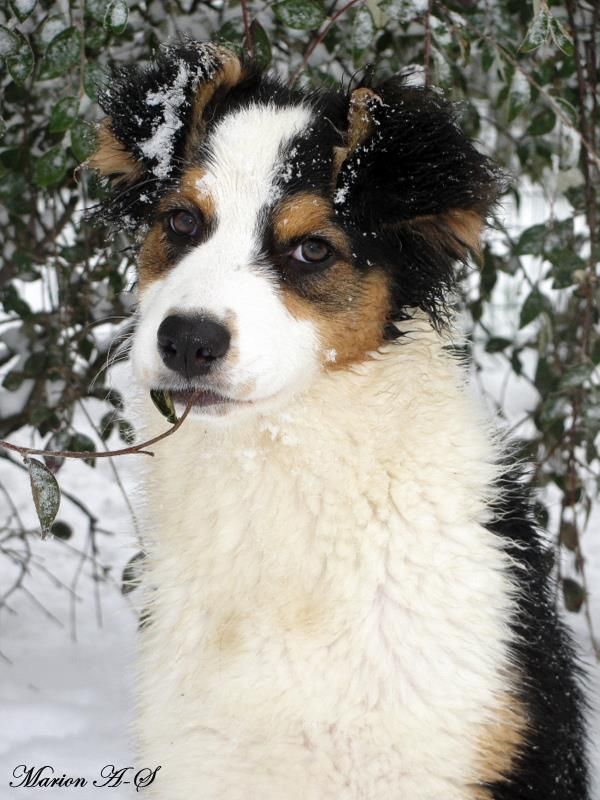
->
[88,41,243,231]
[333,79,506,324]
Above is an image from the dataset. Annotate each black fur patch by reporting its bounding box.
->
[485,473,589,799]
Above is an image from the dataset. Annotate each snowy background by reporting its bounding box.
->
[1,198,599,799]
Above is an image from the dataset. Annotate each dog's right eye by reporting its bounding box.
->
[168,209,200,238]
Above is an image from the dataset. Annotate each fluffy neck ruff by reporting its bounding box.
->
[134,320,516,798]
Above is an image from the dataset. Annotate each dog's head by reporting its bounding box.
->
[90,40,503,420]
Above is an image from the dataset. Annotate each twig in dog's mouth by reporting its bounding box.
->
[0,393,196,461]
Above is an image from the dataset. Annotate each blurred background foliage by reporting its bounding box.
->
[0,0,598,650]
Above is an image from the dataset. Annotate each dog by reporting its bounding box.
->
[89,40,589,799]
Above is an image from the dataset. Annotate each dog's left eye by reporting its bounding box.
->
[168,209,200,238]
[291,238,333,265]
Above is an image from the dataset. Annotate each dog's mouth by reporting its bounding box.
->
[171,389,247,409]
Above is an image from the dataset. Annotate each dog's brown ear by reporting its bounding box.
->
[184,50,243,159]
[88,41,243,231]
[332,87,382,184]
[88,120,141,185]
[333,78,505,325]
[333,80,504,257]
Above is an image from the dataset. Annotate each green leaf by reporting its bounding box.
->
[41,26,81,80]
[366,0,387,28]
[34,146,68,188]
[485,337,512,353]
[516,223,546,255]
[3,29,34,85]
[49,96,79,133]
[10,0,36,21]
[539,394,566,425]
[118,419,135,444]
[39,15,68,47]
[99,412,115,441]
[104,0,128,33]
[0,284,32,317]
[560,362,594,390]
[521,8,550,52]
[562,577,585,613]
[51,520,73,540]
[71,118,96,162]
[527,108,556,136]
[44,430,71,473]
[150,389,177,424]
[519,287,547,327]
[250,20,271,70]
[559,522,578,552]
[26,457,61,539]
[216,20,244,53]
[23,351,48,376]
[508,90,527,122]
[68,432,97,466]
[83,61,105,99]
[353,4,376,54]
[273,0,326,30]
[510,349,522,376]
[549,16,574,56]
[534,358,558,396]
[548,247,584,289]
[480,249,497,297]
[2,370,25,391]
[481,42,494,72]
[85,0,109,23]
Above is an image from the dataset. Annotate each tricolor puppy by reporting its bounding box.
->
[90,41,589,800]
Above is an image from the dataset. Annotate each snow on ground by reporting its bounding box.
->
[0,364,140,799]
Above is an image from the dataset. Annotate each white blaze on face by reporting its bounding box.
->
[131,103,321,405]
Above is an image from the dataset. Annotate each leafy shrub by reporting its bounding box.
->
[0,0,598,652]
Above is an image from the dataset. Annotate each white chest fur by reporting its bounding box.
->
[135,326,515,800]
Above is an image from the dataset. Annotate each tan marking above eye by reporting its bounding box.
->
[175,167,216,220]
[184,47,244,160]
[272,193,351,259]
[138,225,167,289]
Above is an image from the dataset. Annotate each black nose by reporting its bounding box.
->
[157,315,231,378]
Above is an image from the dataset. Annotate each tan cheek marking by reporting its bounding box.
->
[88,121,142,183]
[138,225,168,289]
[281,266,390,370]
[137,170,218,289]
[473,691,527,786]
